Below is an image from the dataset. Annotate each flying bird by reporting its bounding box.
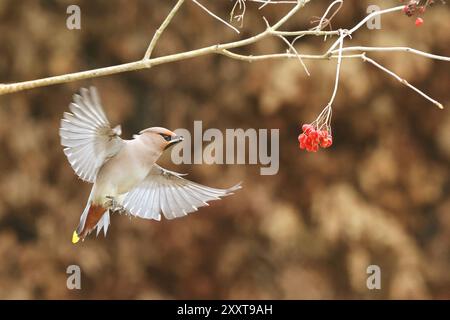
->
[59,87,241,243]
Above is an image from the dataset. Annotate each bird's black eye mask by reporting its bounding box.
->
[159,133,172,142]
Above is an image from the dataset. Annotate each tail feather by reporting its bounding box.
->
[73,187,112,243]
[75,188,94,237]
[73,203,107,243]
[95,211,111,237]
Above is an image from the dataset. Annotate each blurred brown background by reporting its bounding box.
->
[0,0,449,299]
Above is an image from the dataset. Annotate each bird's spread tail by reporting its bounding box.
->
[72,203,108,244]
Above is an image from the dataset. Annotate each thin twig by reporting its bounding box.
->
[230,0,246,27]
[327,30,345,107]
[277,34,310,75]
[326,6,405,54]
[271,0,310,30]
[273,30,339,37]
[219,49,363,61]
[251,0,298,7]
[144,0,185,59]
[317,0,343,38]
[191,0,240,34]
[289,0,342,48]
[362,55,444,109]
[332,46,450,62]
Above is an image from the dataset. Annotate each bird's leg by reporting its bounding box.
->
[104,196,126,215]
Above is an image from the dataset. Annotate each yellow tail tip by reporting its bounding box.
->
[72,231,80,244]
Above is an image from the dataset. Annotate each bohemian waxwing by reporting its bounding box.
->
[59,87,241,243]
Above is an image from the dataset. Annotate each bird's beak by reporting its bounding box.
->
[164,135,184,150]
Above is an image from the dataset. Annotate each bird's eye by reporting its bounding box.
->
[159,133,172,142]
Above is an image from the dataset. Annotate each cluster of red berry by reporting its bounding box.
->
[401,0,436,26]
[298,124,333,152]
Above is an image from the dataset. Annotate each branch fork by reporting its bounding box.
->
[0,0,447,112]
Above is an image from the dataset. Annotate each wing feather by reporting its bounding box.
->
[122,164,241,220]
[60,87,124,183]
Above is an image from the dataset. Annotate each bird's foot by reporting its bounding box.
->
[105,196,126,214]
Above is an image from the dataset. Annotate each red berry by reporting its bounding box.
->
[317,130,326,144]
[302,124,313,135]
[309,130,318,141]
[298,133,307,149]
[324,136,333,148]
[415,17,424,26]
[305,136,313,146]
[299,121,333,152]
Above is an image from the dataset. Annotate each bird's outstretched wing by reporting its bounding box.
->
[122,164,241,220]
[59,87,124,183]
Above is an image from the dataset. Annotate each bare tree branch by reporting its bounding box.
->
[144,0,186,59]
[0,0,310,95]
[333,46,450,62]
[363,55,444,109]
[192,0,241,33]
[0,0,448,112]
